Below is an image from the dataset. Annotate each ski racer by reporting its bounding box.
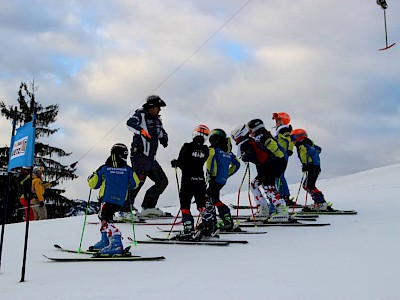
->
[272,112,295,206]
[246,119,289,222]
[290,129,330,211]
[88,143,140,255]
[170,124,213,240]
[205,128,241,232]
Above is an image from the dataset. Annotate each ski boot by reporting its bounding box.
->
[268,204,289,223]
[88,231,109,252]
[249,205,269,221]
[194,220,219,239]
[304,202,334,212]
[216,213,236,232]
[172,220,197,241]
[97,235,124,256]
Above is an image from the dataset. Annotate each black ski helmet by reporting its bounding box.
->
[143,95,166,109]
[209,128,227,145]
[111,143,128,160]
[247,119,265,133]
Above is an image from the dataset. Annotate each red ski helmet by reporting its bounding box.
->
[272,112,291,125]
[192,124,210,139]
[290,129,307,142]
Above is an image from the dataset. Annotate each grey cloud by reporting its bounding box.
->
[1,0,399,204]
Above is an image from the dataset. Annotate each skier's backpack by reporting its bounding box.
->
[255,137,287,162]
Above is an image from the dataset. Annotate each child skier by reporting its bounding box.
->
[290,129,330,211]
[88,143,140,255]
[231,124,270,221]
[272,112,295,206]
[170,124,213,240]
[206,128,241,232]
[246,119,289,221]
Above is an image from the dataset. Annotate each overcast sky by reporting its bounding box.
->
[1,0,399,206]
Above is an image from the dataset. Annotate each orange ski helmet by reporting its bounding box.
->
[290,128,307,142]
[272,112,291,125]
[193,124,210,139]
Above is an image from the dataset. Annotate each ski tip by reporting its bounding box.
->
[54,244,62,249]
[43,254,52,260]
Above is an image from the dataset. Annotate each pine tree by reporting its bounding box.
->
[0,81,78,222]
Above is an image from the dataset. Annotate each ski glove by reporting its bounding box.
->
[140,128,152,141]
[39,201,45,207]
[302,164,309,172]
[160,138,168,148]
[171,159,178,168]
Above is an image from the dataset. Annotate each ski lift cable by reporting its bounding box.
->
[74,0,253,164]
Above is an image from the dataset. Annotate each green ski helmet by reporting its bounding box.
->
[209,128,226,145]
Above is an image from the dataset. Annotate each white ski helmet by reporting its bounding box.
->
[231,124,249,143]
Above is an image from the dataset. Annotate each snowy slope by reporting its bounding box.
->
[0,164,399,300]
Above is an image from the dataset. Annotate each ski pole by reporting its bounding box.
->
[17,204,40,209]
[78,189,92,253]
[247,165,257,225]
[167,209,181,238]
[236,163,249,219]
[174,165,180,192]
[305,191,309,207]
[167,166,181,237]
[291,172,306,214]
[129,203,137,246]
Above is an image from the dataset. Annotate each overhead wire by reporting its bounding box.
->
[75,0,252,164]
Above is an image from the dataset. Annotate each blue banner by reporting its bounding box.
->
[7,121,36,171]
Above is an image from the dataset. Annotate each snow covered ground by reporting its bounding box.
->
[0,164,399,300]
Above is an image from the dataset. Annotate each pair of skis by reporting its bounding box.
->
[45,232,250,262]
[128,235,248,246]
[44,244,165,262]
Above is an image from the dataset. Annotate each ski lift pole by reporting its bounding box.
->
[379,7,396,50]
[384,10,389,47]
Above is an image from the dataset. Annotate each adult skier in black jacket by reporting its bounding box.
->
[119,95,169,218]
